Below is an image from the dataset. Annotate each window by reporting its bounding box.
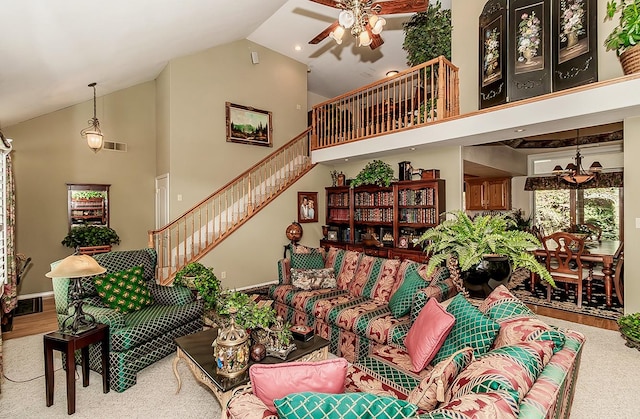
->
[534,187,622,240]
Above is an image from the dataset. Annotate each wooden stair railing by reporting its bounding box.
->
[311,55,459,150]
[149,129,314,285]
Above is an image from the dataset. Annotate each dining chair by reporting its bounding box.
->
[543,232,590,308]
[589,245,624,305]
[583,223,603,242]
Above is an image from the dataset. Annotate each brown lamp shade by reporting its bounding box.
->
[46,254,106,278]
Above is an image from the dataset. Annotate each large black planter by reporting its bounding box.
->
[462,255,512,297]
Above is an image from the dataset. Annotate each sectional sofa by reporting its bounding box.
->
[225,246,585,418]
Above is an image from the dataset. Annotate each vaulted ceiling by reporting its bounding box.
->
[0,0,450,128]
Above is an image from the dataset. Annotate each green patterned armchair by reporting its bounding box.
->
[51,248,203,392]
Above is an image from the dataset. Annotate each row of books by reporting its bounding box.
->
[398,208,438,224]
[354,208,394,222]
[327,193,349,206]
[354,191,393,206]
[397,188,436,206]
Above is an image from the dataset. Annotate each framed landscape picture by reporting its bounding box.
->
[225,102,272,147]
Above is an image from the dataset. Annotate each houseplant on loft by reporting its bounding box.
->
[417,211,554,296]
[350,160,394,188]
[61,225,120,255]
[604,0,640,74]
[402,0,452,67]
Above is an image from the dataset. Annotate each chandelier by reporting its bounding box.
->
[552,136,602,185]
[80,82,104,153]
[329,1,386,47]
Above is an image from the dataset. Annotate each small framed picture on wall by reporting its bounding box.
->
[298,192,318,223]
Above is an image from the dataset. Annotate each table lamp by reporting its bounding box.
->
[46,253,106,335]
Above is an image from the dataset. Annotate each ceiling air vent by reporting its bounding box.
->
[103,141,128,152]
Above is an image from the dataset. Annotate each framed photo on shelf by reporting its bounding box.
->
[225,102,273,147]
[298,192,318,223]
[398,236,409,249]
[327,230,338,241]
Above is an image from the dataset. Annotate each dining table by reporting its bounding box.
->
[531,239,623,308]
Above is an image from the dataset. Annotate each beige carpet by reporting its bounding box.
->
[2,319,639,418]
[1,334,221,418]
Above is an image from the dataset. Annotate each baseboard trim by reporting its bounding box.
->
[237,281,277,292]
[18,291,54,300]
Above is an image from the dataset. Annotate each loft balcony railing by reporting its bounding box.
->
[310,56,459,150]
[148,129,313,285]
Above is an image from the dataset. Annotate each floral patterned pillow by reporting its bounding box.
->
[407,347,474,411]
[291,268,337,290]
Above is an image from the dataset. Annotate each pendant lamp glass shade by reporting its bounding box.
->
[329,25,345,44]
[80,82,104,153]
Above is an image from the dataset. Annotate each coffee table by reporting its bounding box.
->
[173,328,329,411]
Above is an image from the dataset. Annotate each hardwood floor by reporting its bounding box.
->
[2,297,58,340]
[1,295,618,342]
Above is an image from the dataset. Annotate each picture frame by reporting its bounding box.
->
[225,102,272,147]
[508,0,551,101]
[298,192,318,223]
[327,230,338,241]
[479,0,508,109]
[552,0,598,91]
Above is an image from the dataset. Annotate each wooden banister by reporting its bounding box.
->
[310,56,459,150]
[149,129,314,285]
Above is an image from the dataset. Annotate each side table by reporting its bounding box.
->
[44,323,109,415]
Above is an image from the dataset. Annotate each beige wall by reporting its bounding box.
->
[452,0,624,114]
[163,39,310,288]
[199,165,330,289]
[623,117,640,313]
[6,82,157,295]
[156,64,171,177]
[166,39,308,217]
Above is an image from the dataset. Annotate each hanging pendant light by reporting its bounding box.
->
[80,82,104,153]
[552,131,603,185]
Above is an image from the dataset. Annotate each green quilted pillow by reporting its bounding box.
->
[291,252,325,270]
[389,268,430,318]
[432,294,500,365]
[274,392,418,419]
[93,265,154,314]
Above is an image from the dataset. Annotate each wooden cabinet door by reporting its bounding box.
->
[485,178,511,210]
[465,180,485,210]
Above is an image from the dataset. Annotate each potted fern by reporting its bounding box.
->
[618,312,640,350]
[417,211,554,294]
[604,0,640,74]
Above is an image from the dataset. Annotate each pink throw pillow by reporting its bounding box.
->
[404,298,456,372]
[249,358,348,413]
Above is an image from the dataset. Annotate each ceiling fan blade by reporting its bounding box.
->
[370,0,428,15]
[308,0,345,9]
[364,24,385,49]
[309,21,340,44]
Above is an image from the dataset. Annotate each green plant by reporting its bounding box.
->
[61,225,120,248]
[174,262,221,310]
[417,211,554,286]
[402,0,452,67]
[506,209,532,232]
[350,160,395,188]
[618,312,640,342]
[218,290,277,330]
[604,0,640,55]
[71,190,106,199]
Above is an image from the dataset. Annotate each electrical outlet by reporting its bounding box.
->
[221,271,226,279]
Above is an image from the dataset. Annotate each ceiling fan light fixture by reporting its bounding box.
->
[338,10,355,29]
[358,30,372,47]
[329,25,345,44]
[369,15,386,35]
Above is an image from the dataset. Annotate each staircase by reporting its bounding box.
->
[148,128,314,285]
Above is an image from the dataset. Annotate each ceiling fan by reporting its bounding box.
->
[308,0,428,49]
